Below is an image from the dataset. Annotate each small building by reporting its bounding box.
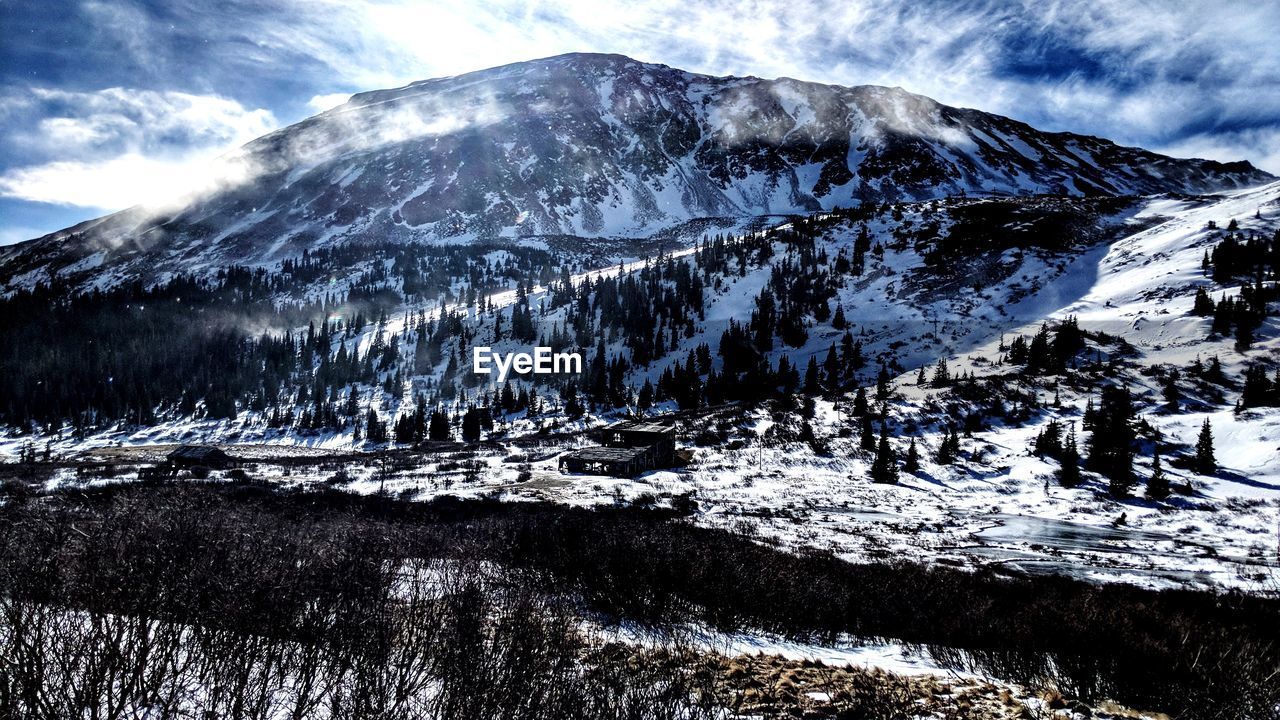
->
[558,445,656,477]
[601,420,675,466]
[560,420,676,477]
[166,444,233,469]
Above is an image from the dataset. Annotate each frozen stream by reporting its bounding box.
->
[975,514,1173,551]
[963,513,1270,588]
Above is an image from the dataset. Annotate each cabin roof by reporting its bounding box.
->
[167,444,229,461]
[609,420,673,435]
[562,445,650,463]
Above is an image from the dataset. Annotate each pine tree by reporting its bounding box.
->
[875,364,891,400]
[1059,425,1081,487]
[1147,448,1170,500]
[1086,386,1136,496]
[930,358,950,388]
[428,409,451,441]
[564,390,584,418]
[859,414,876,452]
[1194,418,1216,474]
[461,407,481,442]
[842,334,864,374]
[1033,418,1064,460]
[364,407,387,444]
[935,425,960,465]
[870,424,898,484]
[344,385,360,416]
[903,437,920,473]
[1235,321,1254,351]
[804,357,821,395]
[1161,375,1181,410]
[832,304,847,330]
[852,387,869,417]
[823,345,841,392]
[1191,287,1215,315]
[1205,355,1225,384]
[637,379,654,410]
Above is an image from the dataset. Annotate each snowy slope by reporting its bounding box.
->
[503,184,1279,592]
[15,183,1280,593]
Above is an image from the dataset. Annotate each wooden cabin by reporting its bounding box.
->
[166,444,233,469]
[560,420,676,477]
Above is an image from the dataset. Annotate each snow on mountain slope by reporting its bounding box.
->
[637,185,1278,591]
[14,185,1278,592]
[842,181,1280,589]
[0,53,1271,294]
[1066,182,1280,328]
[540,184,1279,592]
[12,196,1134,446]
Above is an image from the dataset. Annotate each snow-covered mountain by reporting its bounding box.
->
[0,52,1271,292]
[2,54,1278,598]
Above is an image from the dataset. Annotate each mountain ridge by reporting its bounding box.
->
[0,52,1272,293]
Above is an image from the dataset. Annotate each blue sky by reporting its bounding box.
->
[2,0,1278,245]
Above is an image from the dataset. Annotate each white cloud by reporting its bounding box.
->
[1158,128,1280,176]
[306,93,353,113]
[274,87,510,179]
[19,87,276,154]
[0,88,276,210]
[0,151,260,210]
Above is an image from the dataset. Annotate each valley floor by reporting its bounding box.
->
[35,399,1276,595]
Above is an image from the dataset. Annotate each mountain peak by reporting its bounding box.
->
[1,55,1272,291]
[347,52,678,107]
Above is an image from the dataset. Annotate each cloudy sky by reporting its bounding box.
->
[2,0,1278,245]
